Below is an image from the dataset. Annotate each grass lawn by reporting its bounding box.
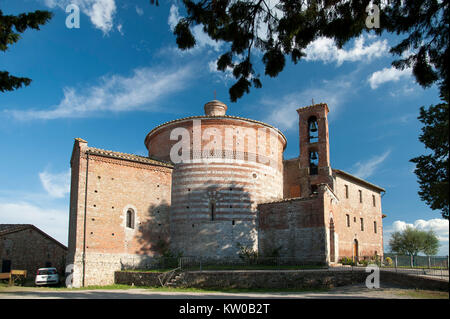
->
[394,289,449,299]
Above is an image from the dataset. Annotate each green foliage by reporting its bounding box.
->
[0,9,52,92]
[265,245,282,258]
[236,242,258,264]
[339,257,354,266]
[155,240,183,268]
[160,0,448,101]
[410,96,449,219]
[389,226,440,256]
[174,19,196,49]
[384,257,393,267]
[359,255,381,267]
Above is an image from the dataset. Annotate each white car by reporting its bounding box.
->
[35,267,60,286]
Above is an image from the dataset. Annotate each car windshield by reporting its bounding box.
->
[38,269,56,275]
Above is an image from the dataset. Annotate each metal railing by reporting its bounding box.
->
[119,255,449,279]
[178,256,327,271]
[335,255,449,279]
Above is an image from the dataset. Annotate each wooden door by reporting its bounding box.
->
[353,240,358,262]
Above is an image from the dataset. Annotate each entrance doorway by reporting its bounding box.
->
[1,260,11,273]
[353,239,359,262]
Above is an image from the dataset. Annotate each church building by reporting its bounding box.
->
[67,100,385,286]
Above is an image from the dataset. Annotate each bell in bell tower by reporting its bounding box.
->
[296,103,333,197]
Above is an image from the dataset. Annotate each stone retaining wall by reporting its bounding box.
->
[114,269,449,291]
[115,271,162,287]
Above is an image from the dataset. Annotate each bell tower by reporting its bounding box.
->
[297,103,333,197]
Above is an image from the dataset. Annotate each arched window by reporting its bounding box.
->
[308,116,319,143]
[309,150,319,175]
[126,209,135,229]
[209,200,216,221]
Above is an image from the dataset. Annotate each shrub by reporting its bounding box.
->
[237,242,258,264]
[339,257,354,266]
[359,259,370,266]
[384,257,393,266]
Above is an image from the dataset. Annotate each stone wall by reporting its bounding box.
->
[114,269,367,289]
[115,271,162,287]
[0,227,67,277]
[170,220,257,258]
[71,252,163,286]
[115,269,449,291]
[257,192,327,264]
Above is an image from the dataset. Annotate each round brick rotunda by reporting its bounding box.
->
[144,100,286,257]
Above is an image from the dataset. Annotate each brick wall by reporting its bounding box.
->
[329,173,384,259]
[68,139,173,287]
[0,227,67,277]
[258,187,328,264]
[146,117,286,258]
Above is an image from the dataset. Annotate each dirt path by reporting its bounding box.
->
[0,283,446,299]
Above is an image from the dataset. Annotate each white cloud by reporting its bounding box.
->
[0,201,68,246]
[392,219,449,242]
[385,218,449,255]
[262,78,353,131]
[39,169,71,198]
[208,58,236,84]
[351,150,391,179]
[44,0,117,34]
[304,35,389,65]
[5,66,194,120]
[168,4,180,31]
[368,66,412,89]
[168,4,222,52]
[117,23,124,35]
[135,6,144,16]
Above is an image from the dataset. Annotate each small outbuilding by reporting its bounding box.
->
[0,224,67,278]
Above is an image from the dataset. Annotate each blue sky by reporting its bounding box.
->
[0,0,448,255]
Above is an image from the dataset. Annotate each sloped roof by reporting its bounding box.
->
[0,224,67,250]
[86,147,174,168]
[333,169,385,192]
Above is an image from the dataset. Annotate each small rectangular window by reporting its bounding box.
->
[210,201,215,221]
[374,221,377,233]
[359,190,362,203]
[372,195,376,207]
[345,185,349,198]
[346,214,350,227]
[360,218,364,231]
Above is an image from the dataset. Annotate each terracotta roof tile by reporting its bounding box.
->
[86,147,174,168]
